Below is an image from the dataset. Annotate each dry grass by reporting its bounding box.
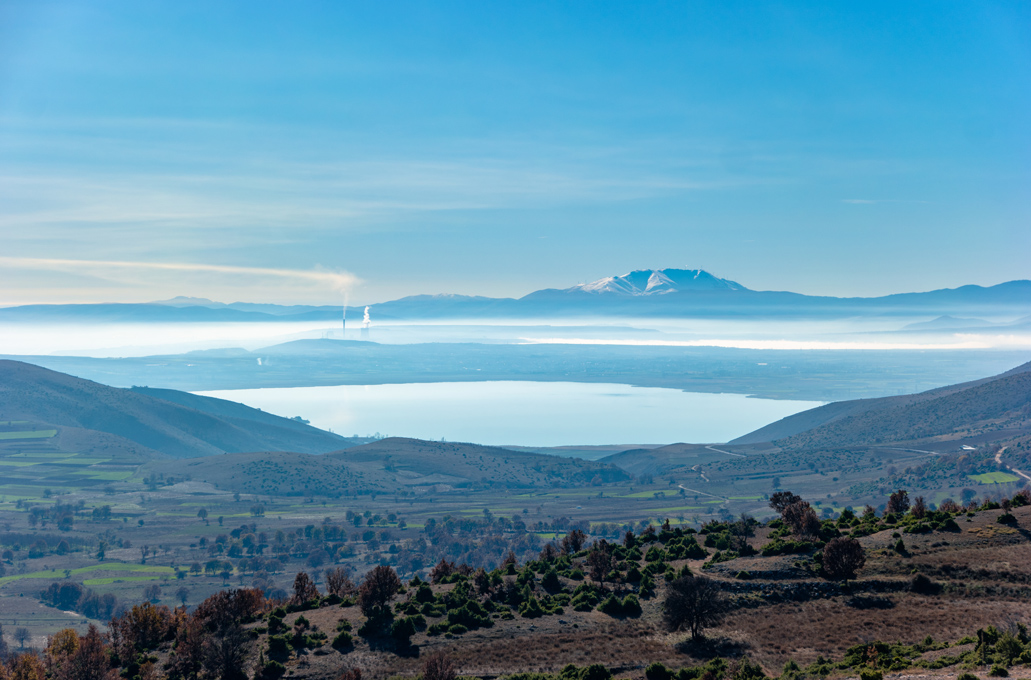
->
[720,594,1031,670]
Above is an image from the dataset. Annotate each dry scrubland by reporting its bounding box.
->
[1,491,1030,680]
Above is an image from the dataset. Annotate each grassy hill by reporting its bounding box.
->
[0,360,355,459]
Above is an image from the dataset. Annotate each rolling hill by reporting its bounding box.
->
[147,436,633,495]
[731,360,1031,449]
[0,360,355,458]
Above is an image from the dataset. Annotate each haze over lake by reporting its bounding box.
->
[196,381,823,448]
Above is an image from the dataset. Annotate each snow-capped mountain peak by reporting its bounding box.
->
[570,269,746,296]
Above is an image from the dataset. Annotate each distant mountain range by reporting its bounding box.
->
[1,268,1030,321]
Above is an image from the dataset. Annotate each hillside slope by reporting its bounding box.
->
[731,360,1031,445]
[147,436,632,495]
[731,361,1031,450]
[0,360,351,458]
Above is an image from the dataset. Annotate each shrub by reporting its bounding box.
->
[259,661,286,680]
[859,670,882,680]
[597,595,623,616]
[621,594,642,617]
[267,635,291,656]
[910,574,941,595]
[988,666,1008,677]
[520,595,545,618]
[997,513,1017,525]
[822,537,866,580]
[646,663,672,680]
[331,631,353,649]
[580,664,612,680]
[391,616,416,644]
[956,674,978,680]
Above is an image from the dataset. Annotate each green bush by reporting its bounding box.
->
[646,662,672,680]
[331,631,353,649]
[259,661,286,680]
[859,670,883,680]
[988,665,1008,677]
[267,635,291,656]
[580,664,612,680]
[997,513,1017,525]
[520,595,545,618]
[448,623,469,635]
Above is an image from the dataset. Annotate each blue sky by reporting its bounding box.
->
[0,1,1028,304]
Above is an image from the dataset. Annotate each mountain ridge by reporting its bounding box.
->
[1,272,1029,322]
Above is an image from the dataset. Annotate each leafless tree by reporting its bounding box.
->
[422,651,456,680]
[325,567,356,598]
[291,572,320,604]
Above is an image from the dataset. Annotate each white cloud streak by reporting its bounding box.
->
[0,256,359,296]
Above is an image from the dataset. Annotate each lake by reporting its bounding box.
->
[196,381,823,447]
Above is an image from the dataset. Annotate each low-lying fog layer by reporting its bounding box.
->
[197,381,823,447]
[2,315,1029,357]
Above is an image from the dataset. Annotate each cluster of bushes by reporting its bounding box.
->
[39,581,119,619]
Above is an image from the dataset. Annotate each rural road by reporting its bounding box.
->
[678,484,726,501]
[705,445,746,458]
[995,447,1031,483]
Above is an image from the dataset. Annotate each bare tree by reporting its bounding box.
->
[291,572,320,604]
[202,625,248,680]
[662,575,727,640]
[822,537,866,580]
[561,529,588,554]
[175,587,190,607]
[143,584,161,603]
[422,651,457,680]
[585,540,613,587]
[15,626,31,650]
[782,501,821,540]
[325,567,356,598]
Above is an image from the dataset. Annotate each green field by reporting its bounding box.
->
[968,472,1021,484]
[0,563,174,586]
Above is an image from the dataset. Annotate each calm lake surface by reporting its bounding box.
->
[197,381,822,447]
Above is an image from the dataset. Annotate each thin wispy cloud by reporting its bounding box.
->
[0,257,359,304]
